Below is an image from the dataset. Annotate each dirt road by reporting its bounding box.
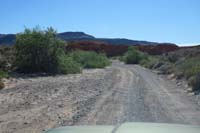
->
[1,60,200,132]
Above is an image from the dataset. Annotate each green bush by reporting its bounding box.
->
[188,74,200,92]
[140,56,160,68]
[59,55,82,74]
[0,70,8,79]
[0,70,7,90]
[123,46,148,64]
[0,46,15,71]
[69,50,110,68]
[15,27,80,74]
[166,53,179,63]
[176,57,200,79]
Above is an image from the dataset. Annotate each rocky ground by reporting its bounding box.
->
[0,60,200,133]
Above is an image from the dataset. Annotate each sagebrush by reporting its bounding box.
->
[68,50,111,68]
[122,46,148,64]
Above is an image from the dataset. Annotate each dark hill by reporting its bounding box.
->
[57,32,95,40]
[0,34,15,45]
[0,31,176,46]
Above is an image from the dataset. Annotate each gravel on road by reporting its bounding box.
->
[0,60,200,133]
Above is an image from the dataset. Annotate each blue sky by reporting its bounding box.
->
[1,0,199,45]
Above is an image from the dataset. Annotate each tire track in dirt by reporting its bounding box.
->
[1,60,200,133]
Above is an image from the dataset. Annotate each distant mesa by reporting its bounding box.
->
[0,32,179,55]
[0,31,176,46]
[57,32,95,40]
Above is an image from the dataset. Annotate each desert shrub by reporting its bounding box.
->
[0,70,7,90]
[59,55,81,74]
[0,46,15,71]
[140,56,161,69]
[15,27,80,74]
[156,62,173,74]
[166,53,179,63]
[0,57,8,71]
[0,70,8,79]
[176,57,200,79]
[0,67,9,90]
[69,50,110,68]
[123,47,141,64]
[188,74,200,92]
[123,46,148,64]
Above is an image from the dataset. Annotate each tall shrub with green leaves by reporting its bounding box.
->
[15,27,80,74]
[123,46,147,64]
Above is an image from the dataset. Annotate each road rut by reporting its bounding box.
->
[0,60,200,132]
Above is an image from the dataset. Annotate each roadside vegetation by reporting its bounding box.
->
[0,46,15,89]
[0,27,111,89]
[1,27,199,92]
[173,57,200,92]
[140,55,161,69]
[0,71,6,89]
[15,27,110,74]
[175,57,200,78]
[120,46,148,64]
[142,51,200,93]
[15,27,72,74]
[118,45,200,93]
[68,50,110,68]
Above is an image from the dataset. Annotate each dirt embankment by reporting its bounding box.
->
[0,68,116,133]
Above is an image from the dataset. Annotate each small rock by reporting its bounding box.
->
[177,82,181,86]
[168,74,175,79]
[187,88,193,92]
[187,92,195,96]
[58,104,63,108]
